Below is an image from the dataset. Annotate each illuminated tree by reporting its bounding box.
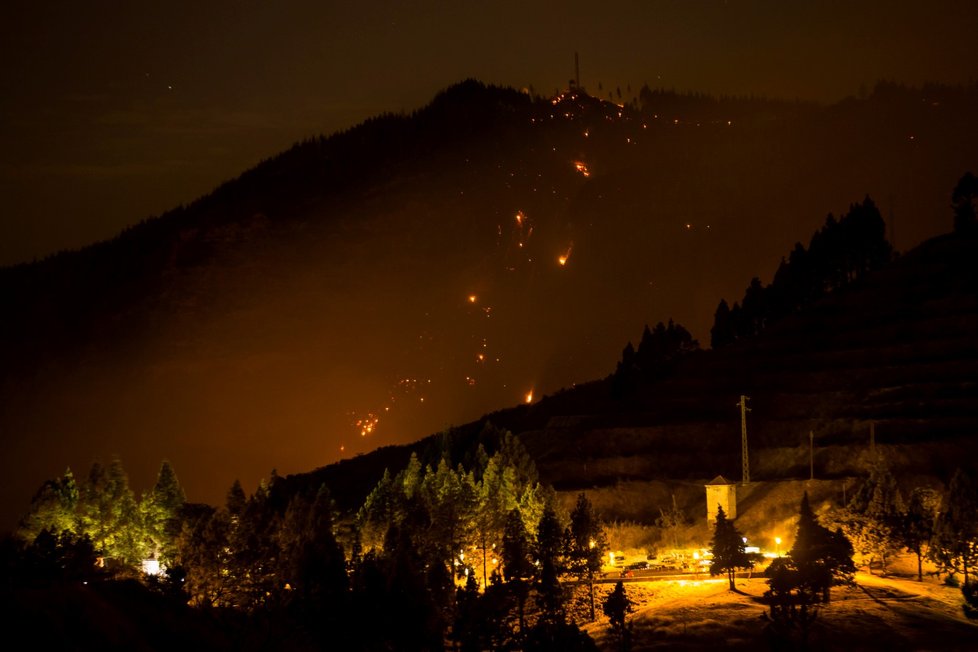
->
[357,468,396,550]
[496,429,539,488]
[74,458,145,564]
[474,454,519,587]
[420,457,478,574]
[901,487,938,582]
[843,457,904,574]
[656,493,689,550]
[931,468,978,585]
[142,460,185,564]
[18,468,78,542]
[603,580,633,652]
[709,505,752,590]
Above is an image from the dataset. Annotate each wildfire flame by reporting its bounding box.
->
[557,244,573,267]
[573,161,591,178]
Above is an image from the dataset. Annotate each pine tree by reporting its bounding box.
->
[474,454,519,588]
[791,493,855,602]
[535,505,566,622]
[175,506,232,607]
[902,487,937,582]
[603,581,633,652]
[709,505,752,590]
[844,457,904,574]
[710,299,734,348]
[18,468,79,542]
[952,172,978,235]
[931,468,978,585]
[420,458,477,574]
[502,507,533,634]
[763,494,854,645]
[143,460,185,564]
[569,492,607,621]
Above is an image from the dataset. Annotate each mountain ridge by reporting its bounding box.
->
[2,78,977,531]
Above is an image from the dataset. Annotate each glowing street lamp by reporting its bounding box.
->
[775,536,782,557]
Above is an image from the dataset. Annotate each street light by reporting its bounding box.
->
[775,537,782,557]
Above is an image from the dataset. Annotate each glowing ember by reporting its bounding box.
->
[573,161,591,177]
[557,244,573,267]
[354,412,380,437]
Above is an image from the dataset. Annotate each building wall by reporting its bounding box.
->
[706,483,737,522]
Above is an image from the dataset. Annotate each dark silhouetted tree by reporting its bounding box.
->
[712,196,891,347]
[791,493,855,602]
[535,505,567,622]
[603,580,633,652]
[614,320,699,392]
[952,171,978,235]
[569,492,608,621]
[709,505,752,590]
[502,507,533,633]
[710,299,735,348]
[763,493,854,648]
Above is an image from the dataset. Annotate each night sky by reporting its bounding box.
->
[2,1,978,529]
[4,1,977,266]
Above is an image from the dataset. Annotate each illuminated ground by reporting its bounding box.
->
[579,572,978,650]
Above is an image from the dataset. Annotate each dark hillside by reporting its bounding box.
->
[2,79,977,530]
[299,232,978,516]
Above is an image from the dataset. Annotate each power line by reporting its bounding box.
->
[739,395,751,485]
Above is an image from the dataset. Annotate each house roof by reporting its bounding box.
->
[706,475,734,486]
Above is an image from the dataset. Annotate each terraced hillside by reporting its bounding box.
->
[300,232,977,525]
[521,232,978,503]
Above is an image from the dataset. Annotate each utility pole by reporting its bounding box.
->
[739,395,751,485]
[809,430,814,481]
